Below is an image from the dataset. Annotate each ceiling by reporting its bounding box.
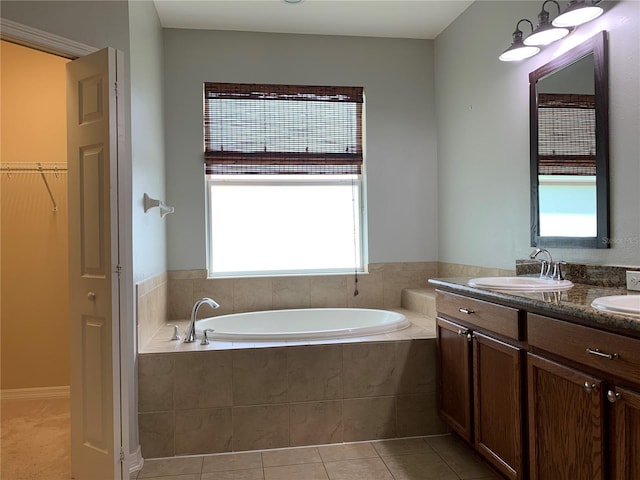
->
[152,0,474,40]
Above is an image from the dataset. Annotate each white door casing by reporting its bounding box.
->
[67,47,123,480]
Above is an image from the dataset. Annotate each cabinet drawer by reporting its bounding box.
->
[436,290,521,340]
[528,313,640,384]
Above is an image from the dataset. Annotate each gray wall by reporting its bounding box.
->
[163,29,439,271]
[129,0,167,281]
[435,0,640,269]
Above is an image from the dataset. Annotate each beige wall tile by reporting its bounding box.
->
[233,348,287,405]
[233,278,273,313]
[309,276,348,308]
[395,340,436,395]
[168,278,194,320]
[287,345,342,402]
[343,343,396,398]
[232,405,289,451]
[138,354,174,412]
[168,269,208,280]
[174,351,233,408]
[272,277,310,310]
[396,393,446,437]
[290,401,343,446]
[193,278,235,316]
[174,408,232,455]
[138,411,175,458]
[346,271,384,308]
[343,397,396,442]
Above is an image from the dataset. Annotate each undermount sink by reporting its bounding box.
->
[468,276,574,292]
[591,295,640,317]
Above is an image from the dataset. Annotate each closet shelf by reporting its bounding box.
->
[1,162,67,211]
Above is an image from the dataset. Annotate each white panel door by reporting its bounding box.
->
[67,47,122,480]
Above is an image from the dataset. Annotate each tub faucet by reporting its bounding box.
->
[184,297,220,343]
[529,248,553,279]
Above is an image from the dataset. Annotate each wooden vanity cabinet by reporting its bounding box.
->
[528,313,640,480]
[436,291,524,480]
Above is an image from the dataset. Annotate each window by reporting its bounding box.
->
[204,83,365,276]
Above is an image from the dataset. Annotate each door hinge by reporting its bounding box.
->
[114,81,119,97]
[116,264,122,278]
[119,447,125,463]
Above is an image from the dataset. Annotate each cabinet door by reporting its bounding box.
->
[610,386,640,480]
[436,316,472,441]
[528,353,605,480]
[473,332,523,480]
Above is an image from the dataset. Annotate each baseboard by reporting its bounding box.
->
[128,445,144,474]
[0,385,70,401]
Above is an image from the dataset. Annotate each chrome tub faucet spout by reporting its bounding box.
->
[184,297,220,343]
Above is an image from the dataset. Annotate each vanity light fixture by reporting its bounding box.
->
[499,19,541,62]
[552,0,604,28]
[524,0,571,47]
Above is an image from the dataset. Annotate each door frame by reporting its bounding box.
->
[1,16,138,475]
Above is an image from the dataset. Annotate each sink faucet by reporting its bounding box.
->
[529,248,553,278]
[529,248,566,280]
[184,297,220,343]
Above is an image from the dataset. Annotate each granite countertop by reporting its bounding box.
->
[428,277,640,339]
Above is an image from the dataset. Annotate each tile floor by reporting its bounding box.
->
[1,397,501,480]
[132,436,501,480]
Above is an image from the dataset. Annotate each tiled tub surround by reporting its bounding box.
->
[136,262,515,349]
[138,335,446,458]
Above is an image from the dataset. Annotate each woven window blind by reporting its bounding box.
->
[538,93,596,176]
[204,83,363,175]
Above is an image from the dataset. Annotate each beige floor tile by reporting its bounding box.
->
[371,438,434,456]
[262,446,322,467]
[425,435,496,479]
[323,457,394,480]
[264,462,329,480]
[203,451,263,472]
[201,468,264,479]
[317,442,378,462]
[139,457,203,478]
[140,475,200,480]
[381,452,459,480]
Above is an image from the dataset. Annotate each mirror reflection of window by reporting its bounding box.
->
[537,54,597,238]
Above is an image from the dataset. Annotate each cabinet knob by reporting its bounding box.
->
[458,308,474,315]
[607,390,621,403]
[583,381,598,394]
[87,291,96,301]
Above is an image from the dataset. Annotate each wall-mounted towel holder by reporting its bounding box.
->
[143,193,174,218]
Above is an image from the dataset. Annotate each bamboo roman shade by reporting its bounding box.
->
[538,93,596,176]
[204,83,364,175]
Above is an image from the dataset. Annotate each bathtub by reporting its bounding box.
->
[195,308,410,341]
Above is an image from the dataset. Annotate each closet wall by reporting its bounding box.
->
[1,41,70,390]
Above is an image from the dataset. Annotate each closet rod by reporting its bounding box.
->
[0,162,68,173]
[0,162,65,211]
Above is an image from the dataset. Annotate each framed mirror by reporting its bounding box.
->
[530,31,609,248]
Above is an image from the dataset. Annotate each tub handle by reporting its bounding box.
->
[167,324,181,341]
[201,329,215,345]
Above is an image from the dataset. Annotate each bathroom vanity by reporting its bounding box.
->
[429,277,640,480]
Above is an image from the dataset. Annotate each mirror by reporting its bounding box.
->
[530,31,609,248]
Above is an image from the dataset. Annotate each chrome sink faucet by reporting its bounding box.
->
[530,248,553,279]
[529,248,566,281]
[183,297,220,343]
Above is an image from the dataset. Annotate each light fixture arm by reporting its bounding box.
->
[513,18,535,44]
[538,0,562,25]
